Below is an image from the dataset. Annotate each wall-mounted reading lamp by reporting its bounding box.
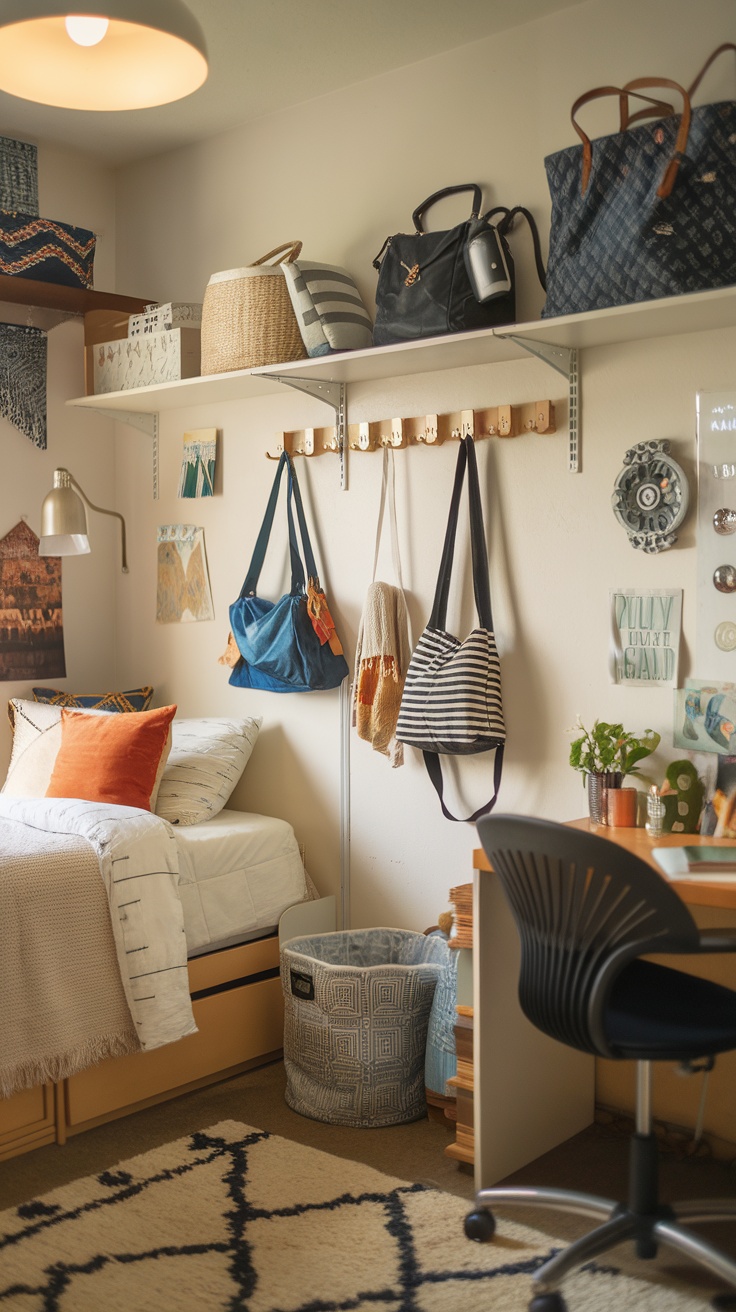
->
[0,0,208,111]
[39,468,128,573]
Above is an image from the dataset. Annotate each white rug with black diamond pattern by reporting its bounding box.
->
[0,1120,714,1310]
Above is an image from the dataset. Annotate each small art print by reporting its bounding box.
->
[609,588,681,686]
[156,524,214,624]
[0,519,65,680]
[674,679,736,755]
[177,428,216,498]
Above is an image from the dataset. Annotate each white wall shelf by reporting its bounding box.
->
[65,286,736,481]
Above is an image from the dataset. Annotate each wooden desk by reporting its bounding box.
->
[471,825,736,1188]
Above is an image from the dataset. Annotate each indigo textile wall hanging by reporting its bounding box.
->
[177,429,216,498]
[0,136,38,214]
[0,519,65,681]
[0,323,47,448]
[156,524,214,623]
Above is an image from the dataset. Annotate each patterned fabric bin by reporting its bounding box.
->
[281,929,447,1128]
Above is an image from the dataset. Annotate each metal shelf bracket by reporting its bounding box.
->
[84,406,161,498]
[256,374,347,488]
[499,335,580,473]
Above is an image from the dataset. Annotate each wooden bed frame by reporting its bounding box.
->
[0,895,336,1163]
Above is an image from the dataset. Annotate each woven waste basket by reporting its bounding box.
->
[281,928,446,1128]
[200,240,307,374]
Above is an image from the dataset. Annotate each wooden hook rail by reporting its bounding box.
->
[265,400,556,460]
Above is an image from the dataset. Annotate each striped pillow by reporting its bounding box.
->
[283,261,373,357]
[154,716,262,826]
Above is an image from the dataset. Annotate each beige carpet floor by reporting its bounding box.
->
[0,1115,721,1311]
[2,1060,736,1307]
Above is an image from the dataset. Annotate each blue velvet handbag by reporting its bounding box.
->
[228,453,348,693]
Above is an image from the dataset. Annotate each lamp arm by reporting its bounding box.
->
[68,474,129,574]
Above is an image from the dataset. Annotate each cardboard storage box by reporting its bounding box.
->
[93,327,201,394]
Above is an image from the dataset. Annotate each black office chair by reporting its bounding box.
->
[465,814,736,1311]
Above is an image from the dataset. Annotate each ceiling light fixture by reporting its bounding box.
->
[0,1,208,111]
[39,468,128,573]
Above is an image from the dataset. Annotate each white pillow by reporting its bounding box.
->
[154,716,261,826]
[3,699,67,796]
[3,698,171,808]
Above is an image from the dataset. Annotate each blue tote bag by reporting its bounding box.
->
[543,45,736,317]
[229,453,348,693]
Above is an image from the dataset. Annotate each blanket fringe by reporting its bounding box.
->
[1,1028,140,1100]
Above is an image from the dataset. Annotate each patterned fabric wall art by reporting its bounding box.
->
[177,429,217,498]
[156,524,214,624]
[0,323,47,448]
[0,519,65,681]
[0,137,38,214]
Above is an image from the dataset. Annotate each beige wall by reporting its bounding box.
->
[0,149,118,732]
[48,0,736,932]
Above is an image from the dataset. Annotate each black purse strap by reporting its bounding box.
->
[425,435,503,824]
[424,743,504,825]
[429,435,492,633]
[240,453,319,598]
[485,205,547,293]
[412,183,483,232]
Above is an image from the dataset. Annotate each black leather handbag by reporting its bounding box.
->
[372,183,545,347]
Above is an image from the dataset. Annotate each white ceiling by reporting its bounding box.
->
[0,0,584,167]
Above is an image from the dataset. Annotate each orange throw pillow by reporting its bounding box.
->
[46,704,177,811]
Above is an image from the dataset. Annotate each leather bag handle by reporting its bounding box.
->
[252,241,303,267]
[412,183,483,233]
[570,79,691,198]
[620,43,736,130]
[687,42,736,99]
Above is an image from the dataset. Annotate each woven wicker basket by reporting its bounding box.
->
[200,241,307,374]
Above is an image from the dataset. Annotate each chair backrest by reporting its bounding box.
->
[476,814,701,1057]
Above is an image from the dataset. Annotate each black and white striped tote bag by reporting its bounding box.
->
[396,435,504,821]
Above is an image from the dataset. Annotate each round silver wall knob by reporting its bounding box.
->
[714,508,736,535]
[714,564,736,593]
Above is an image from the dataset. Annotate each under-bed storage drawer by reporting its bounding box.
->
[65,975,284,1127]
[0,1083,55,1160]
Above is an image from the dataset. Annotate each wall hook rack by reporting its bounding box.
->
[265,399,555,463]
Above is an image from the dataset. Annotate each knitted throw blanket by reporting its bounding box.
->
[353,580,412,768]
[0,820,137,1098]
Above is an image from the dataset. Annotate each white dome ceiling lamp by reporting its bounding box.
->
[0,0,208,110]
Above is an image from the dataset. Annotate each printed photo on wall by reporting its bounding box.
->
[674,679,736,755]
[0,519,65,680]
[177,428,217,498]
[609,588,682,686]
[156,524,214,624]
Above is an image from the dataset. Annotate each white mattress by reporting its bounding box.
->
[174,808,309,956]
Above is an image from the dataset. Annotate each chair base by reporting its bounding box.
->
[465,1184,736,1307]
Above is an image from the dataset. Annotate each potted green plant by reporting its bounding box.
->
[568,718,661,823]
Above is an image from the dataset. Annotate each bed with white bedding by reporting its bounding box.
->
[176,808,311,956]
[0,700,335,1161]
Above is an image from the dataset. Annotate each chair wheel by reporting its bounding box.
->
[464,1207,496,1242]
[530,1294,567,1312]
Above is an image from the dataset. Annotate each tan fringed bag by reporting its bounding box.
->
[200,241,308,374]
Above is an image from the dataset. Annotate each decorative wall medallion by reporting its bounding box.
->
[611,439,689,553]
